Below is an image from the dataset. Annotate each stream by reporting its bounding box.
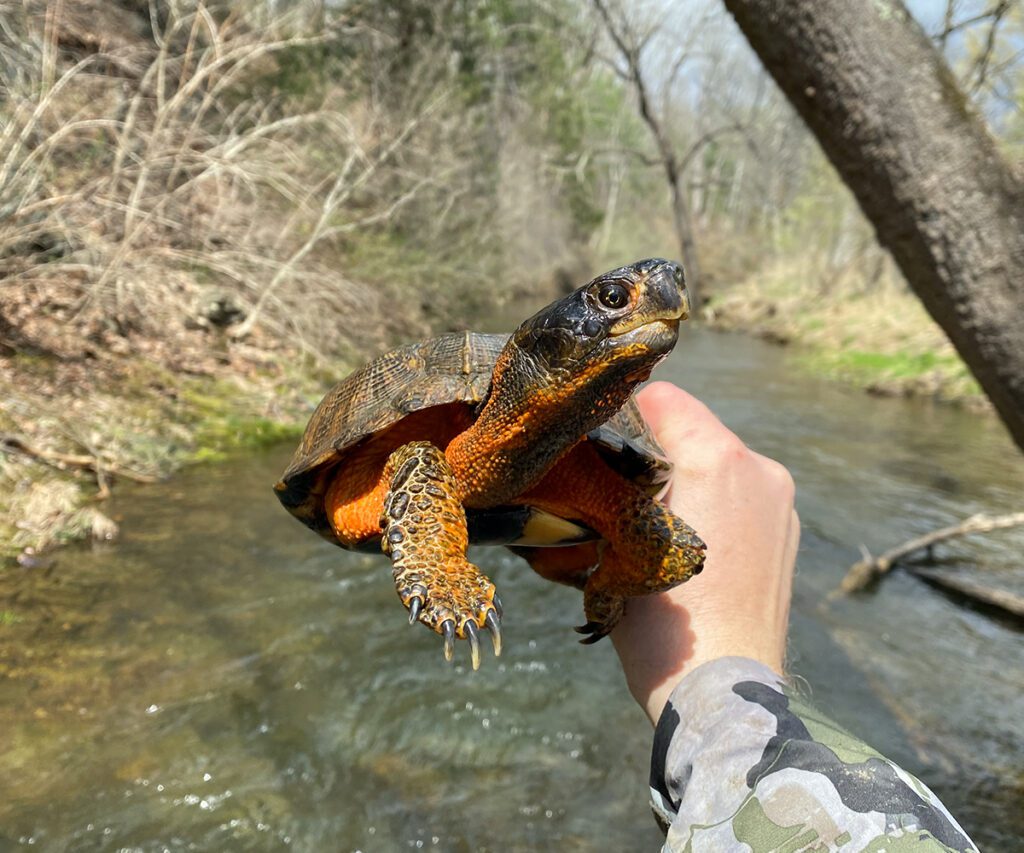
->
[1,327,1022,852]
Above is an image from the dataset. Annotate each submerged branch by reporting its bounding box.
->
[839,511,1024,594]
[909,566,1024,621]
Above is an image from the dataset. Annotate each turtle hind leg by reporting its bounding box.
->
[578,492,705,643]
[382,441,502,670]
[520,443,705,643]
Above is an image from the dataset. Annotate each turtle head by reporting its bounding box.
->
[452,259,689,506]
[511,258,689,376]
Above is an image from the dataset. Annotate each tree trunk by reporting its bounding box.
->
[667,168,702,304]
[722,0,1024,451]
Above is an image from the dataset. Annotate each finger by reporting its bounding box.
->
[636,382,730,460]
[635,382,713,434]
[784,508,801,579]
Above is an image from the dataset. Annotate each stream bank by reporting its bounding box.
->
[0,340,320,565]
[702,277,987,409]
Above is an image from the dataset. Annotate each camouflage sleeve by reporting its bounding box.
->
[649,657,978,852]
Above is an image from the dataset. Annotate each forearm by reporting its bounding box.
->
[650,657,977,852]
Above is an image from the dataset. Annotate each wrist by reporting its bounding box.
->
[611,588,788,725]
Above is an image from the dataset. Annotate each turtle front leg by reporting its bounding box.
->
[381,441,502,670]
[576,490,705,644]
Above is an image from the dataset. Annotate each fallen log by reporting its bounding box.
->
[839,512,1024,594]
[0,434,160,498]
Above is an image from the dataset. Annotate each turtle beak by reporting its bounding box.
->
[652,260,689,321]
[677,280,691,322]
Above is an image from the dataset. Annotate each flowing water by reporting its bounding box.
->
[1,327,1022,852]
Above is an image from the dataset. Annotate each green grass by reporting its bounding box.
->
[812,349,947,377]
[798,348,982,399]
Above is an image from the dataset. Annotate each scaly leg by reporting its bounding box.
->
[521,443,705,643]
[575,490,704,643]
[381,441,501,669]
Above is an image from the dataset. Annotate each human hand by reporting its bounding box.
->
[611,382,799,724]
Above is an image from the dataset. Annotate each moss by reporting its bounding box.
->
[171,373,313,463]
[192,415,304,463]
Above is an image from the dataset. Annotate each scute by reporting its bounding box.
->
[280,333,506,487]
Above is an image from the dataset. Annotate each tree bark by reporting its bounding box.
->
[666,156,702,305]
[722,0,1024,451]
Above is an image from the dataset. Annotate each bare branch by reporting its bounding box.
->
[937,0,959,49]
[0,435,161,486]
[591,0,706,300]
[934,0,1008,43]
[965,0,1013,95]
[837,512,1024,594]
[909,566,1024,620]
[679,121,755,173]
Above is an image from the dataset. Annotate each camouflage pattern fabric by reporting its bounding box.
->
[649,658,978,852]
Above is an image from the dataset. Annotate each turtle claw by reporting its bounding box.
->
[407,596,423,625]
[393,563,503,667]
[574,620,611,644]
[398,583,503,668]
[484,609,502,656]
[465,621,481,671]
[383,443,507,668]
[441,619,456,662]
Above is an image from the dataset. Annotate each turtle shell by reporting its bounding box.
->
[275,331,670,546]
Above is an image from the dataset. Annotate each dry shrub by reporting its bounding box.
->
[0,1,479,365]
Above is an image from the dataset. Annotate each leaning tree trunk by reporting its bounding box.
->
[723,0,1024,452]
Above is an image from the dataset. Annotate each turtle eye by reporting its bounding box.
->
[597,282,629,310]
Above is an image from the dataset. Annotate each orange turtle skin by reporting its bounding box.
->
[275,259,705,668]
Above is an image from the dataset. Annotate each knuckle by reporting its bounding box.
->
[763,458,796,498]
[709,431,748,463]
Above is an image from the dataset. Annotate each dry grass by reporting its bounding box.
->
[0,1,463,363]
[0,462,116,558]
[703,252,984,405]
